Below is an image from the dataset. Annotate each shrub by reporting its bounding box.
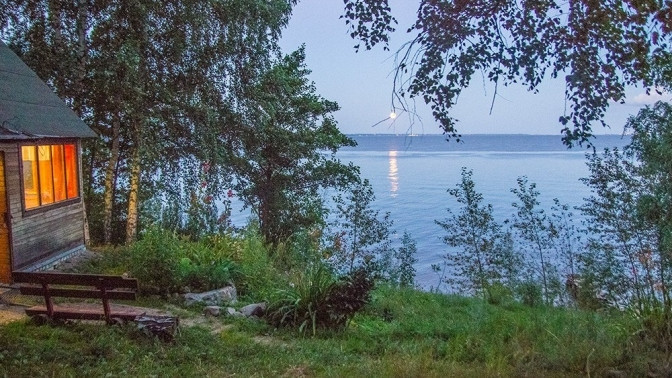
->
[323,267,375,327]
[394,231,417,288]
[437,168,517,297]
[177,257,236,292]
[266,263,335,334]
[121,227,240,294]
[233,229,283,298]
[485,282,513,306]
[266,266,374,334]
[516,281,543,307]
[128,228,184,294]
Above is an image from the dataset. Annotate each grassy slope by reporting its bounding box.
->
[0,286,652,377]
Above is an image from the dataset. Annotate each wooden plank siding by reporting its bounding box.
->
[0,152,11,283]
[0,142,85,272]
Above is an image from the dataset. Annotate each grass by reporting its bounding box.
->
[0,285,660,377]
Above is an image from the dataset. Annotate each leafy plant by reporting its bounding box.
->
[330,179,394,277]
[511,176,560,305]
[112,227,242,294]
[128,227,184,294]
[177,257,236,292]
[266,263,337,335]
[323,267,375,327]
[266,265,374,335]
[437,168,518,299]
[394,231,418,288]
[517,281,543,308]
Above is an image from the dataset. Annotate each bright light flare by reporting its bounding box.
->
[389,112,397,119]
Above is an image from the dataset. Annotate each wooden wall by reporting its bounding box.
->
[0,141,85,272]
[0,152,11,283]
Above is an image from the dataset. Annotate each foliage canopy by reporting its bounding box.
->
[343,0,672,145]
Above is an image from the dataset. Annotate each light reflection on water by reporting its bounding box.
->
[388,150,398,197]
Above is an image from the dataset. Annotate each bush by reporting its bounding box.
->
[233,229,284,298]
[485,282,513,306]
[516,281,543,307]
[122,227,239,294]
[128,228,184,295]
[266,266,374,334]
[177,257,236,292]
[323,267,375,327]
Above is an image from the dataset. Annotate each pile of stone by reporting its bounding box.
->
[181,285,266,319]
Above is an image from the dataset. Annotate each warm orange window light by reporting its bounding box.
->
[37,145,54,205]
[52,145,66,202]
[21,146,39,209]
[22,143,79,210]
[64,144,78,199]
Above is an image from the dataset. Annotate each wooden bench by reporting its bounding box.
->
[12,271,140,324]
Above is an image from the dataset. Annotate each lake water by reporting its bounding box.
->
[337,134,630,289]
[228,134,631,290]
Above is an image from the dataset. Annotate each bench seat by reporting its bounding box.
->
[25,303,145,321]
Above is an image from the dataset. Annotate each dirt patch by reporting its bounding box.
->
[0,288,28,325]
[0,303,26,325]
[180,316,235,335]
[253,335,288,348]
[281,365,311,377]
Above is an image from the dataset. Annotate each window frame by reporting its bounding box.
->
[19,139,81,215]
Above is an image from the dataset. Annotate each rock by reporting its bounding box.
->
[183,286,237,306]
[203,306,221,317]
[240,302,266,317]
[606,370,627,378]
[226,307,245,317]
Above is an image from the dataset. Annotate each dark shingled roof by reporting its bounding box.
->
[0,40,96,139]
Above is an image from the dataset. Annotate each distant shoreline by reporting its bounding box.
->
[345,133,629,137]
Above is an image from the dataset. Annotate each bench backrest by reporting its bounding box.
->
[13,271,138,301]
[13,271,138,289]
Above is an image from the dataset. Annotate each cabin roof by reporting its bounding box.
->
[0,40,96,140]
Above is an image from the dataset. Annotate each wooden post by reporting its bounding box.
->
[40,280,54,318]
[99,278,111,323]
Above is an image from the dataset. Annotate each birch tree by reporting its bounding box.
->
[3,0,297,243]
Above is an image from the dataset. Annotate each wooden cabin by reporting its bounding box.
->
[0,41,96,284]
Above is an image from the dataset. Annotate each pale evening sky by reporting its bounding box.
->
[279,1,669,136]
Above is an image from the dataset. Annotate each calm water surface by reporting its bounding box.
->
[338,134,630,289]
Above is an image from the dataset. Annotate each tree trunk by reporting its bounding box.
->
[48,0,65,94]
[73,0,87,116]
[75,0,89,244]
[103,114,121,244]
[125,144,141,244]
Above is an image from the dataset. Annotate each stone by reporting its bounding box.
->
[226,307,245,317]
[239,302,266,317]
[203,306,221,317]
[183,286,237,306]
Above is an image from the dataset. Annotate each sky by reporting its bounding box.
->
[279,1,669,136]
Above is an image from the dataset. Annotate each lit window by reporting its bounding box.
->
[21,143,79,210]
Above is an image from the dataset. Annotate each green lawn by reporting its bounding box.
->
[0,286,659,377]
